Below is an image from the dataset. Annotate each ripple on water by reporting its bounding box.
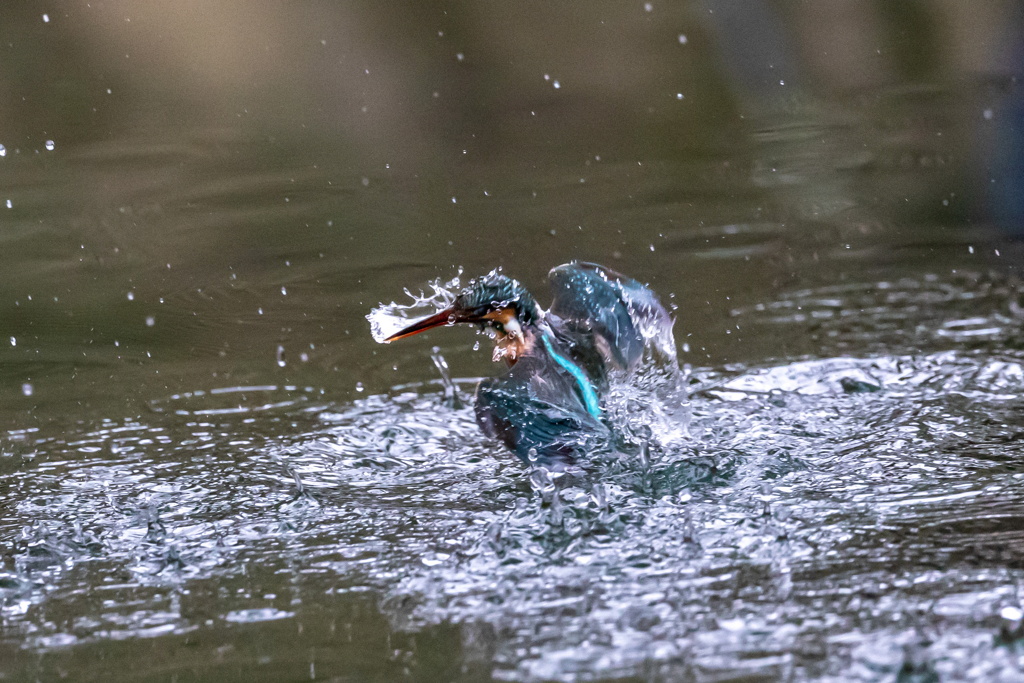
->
[3,350,1024,679]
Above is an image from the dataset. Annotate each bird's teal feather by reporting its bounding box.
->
[540,334,601,418]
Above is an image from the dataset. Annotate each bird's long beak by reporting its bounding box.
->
[384,307,457,343]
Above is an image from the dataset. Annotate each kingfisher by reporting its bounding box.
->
[381,262,677,468]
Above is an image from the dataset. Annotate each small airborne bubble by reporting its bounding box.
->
[22,383,33,396]
[355,382,365,393]
[276,345,286,367]
[45,140,54,151]
[0,144,6,157]
[145,315,155,327]
[281,286,287,296]
[553,80,561,89]
[5,200,11,209]
[42,13,50,22]
[9,336,15,347]
[127,291,135,301]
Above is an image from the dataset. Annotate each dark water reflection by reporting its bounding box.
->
[2,2,1024,681]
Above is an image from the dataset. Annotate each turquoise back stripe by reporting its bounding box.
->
[541,335,601,418]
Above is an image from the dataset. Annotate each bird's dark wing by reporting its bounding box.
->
[547,262,676,370]
[475,366,604,468]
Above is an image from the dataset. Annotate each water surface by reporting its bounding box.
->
[2,3,1024,681]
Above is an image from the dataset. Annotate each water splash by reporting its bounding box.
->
[4,348,1024,680]
[366,269,463,343]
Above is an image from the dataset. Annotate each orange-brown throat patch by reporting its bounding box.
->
[484,307,534,364]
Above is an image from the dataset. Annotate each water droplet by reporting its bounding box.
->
[9,336,16,347]
[126,291,135,301]
[258,307,264,315]
[983,108,994,120]
[45,140,54,151]
[22,383,33,396]
[0,144,6,157]
[451,197,457,204]
[644,2,653,11]
[456,52,464,61]
[543,74,550,81]
[281,286,287,296]
[5,200,11,209]
[676,93,684,100]
[553,80,561,89]
[299,352,310,363]
[678,34,688,44]
[145,315,155,327]
[276,345,286,367]
[361,177,370,187]
[42,13,49,22]
[355,382,364,393]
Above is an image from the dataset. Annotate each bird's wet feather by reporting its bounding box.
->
[371,262,679,468]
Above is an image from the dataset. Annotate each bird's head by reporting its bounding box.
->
[384,271,544,362]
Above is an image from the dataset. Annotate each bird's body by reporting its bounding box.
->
[380,262,677,468]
